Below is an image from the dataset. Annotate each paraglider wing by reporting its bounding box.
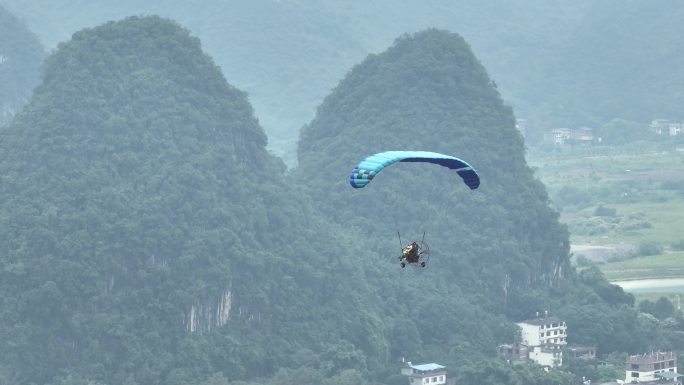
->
[349,151,479,189]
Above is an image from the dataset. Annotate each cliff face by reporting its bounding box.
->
[298,29,570,297]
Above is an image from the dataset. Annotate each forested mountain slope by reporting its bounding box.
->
[298,29,570,301]
[0,16,385,385]
[0,4,43,125]
[296,29,681,374]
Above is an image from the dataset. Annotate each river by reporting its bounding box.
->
[611,278,684,293]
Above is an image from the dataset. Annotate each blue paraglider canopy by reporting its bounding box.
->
[349,150,479,189]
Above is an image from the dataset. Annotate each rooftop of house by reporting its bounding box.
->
[518,316,564,326]
[627,351,677,363]
[408,363,446,372]
[567,346,596,353]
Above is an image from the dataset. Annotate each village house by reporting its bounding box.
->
[497,343,529,362]
[548,127,594,145]
[625,351,681,384]
[650,119,670,135]
[401,362,454,385]
[517,315,568,348]
[567,346,597,360]
[497,313,569,368]
[650,119,684,136]
[669,123,684,136]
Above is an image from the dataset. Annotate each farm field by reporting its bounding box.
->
[599,251,684,281]
[527,144,684,283]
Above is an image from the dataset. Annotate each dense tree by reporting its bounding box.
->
[595,118,652,145]
[639,297,675,320]
[0,16,380,385]
[457,359,575,385]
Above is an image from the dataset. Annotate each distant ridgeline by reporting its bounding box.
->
[523,1,684,132]
[4,1,683,154]
[0,4,44,125]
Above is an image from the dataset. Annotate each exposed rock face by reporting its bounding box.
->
[184,289,233,333]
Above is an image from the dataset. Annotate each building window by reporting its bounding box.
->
[432,377,437,382]
[631,372,640,378]
[631,364,639,370]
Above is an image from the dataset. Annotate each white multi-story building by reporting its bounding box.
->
[550,127,594,145]
[670,123,684,136]
[650,119,684,136]
[401,363,449,385]
[517,317,567,347]
[650,119,670,135]
[529,346,562,367]
[516,316,567,367]
[625,351,680,383]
